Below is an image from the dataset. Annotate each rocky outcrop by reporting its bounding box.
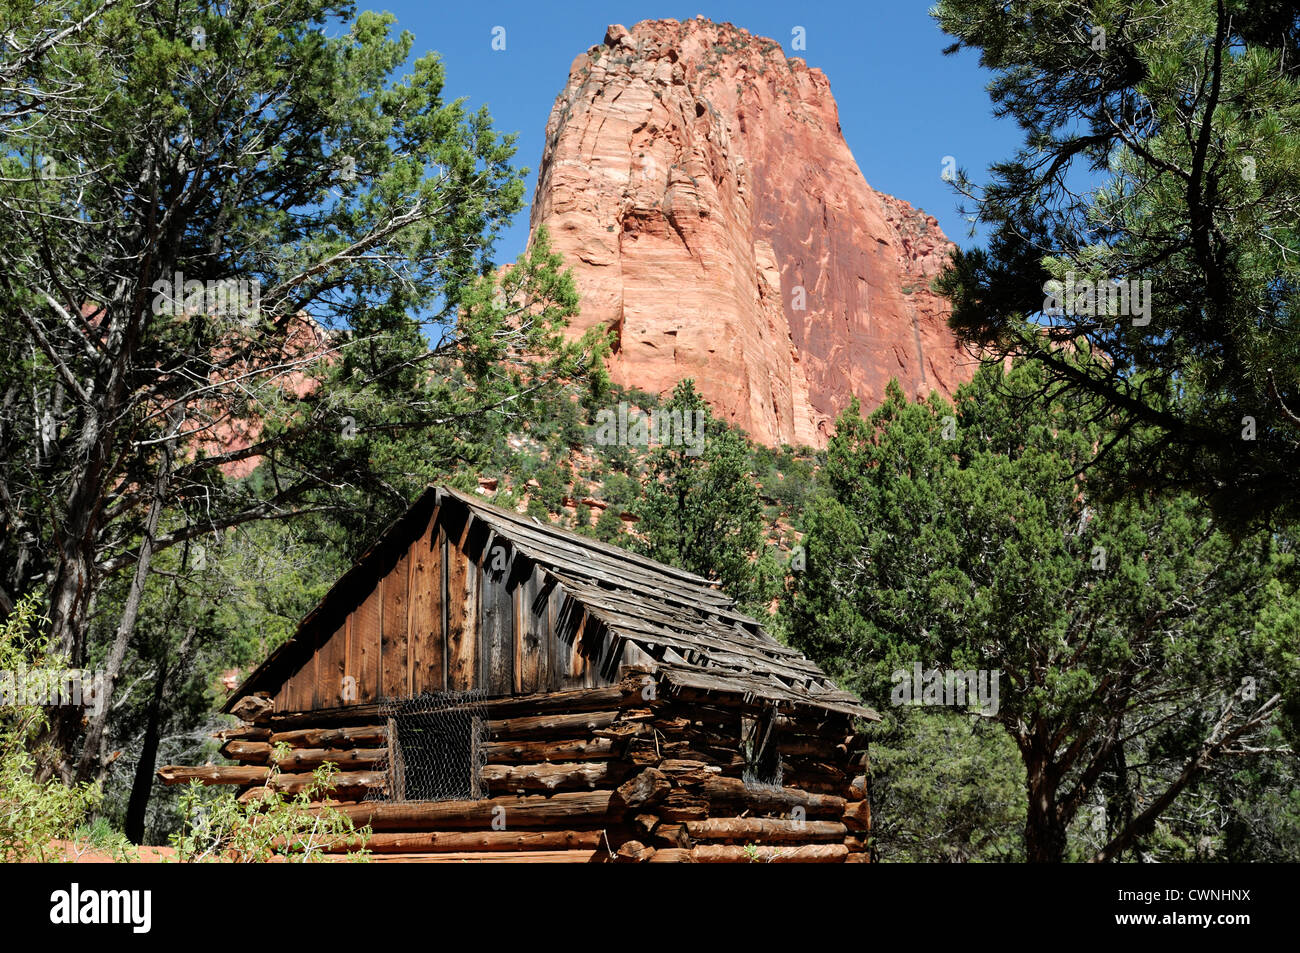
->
[527,18,975,446]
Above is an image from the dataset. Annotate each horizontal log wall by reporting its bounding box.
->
[162,669,871,862]
[613,671,870,862]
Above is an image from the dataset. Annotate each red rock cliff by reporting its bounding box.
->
[527,18,975,446]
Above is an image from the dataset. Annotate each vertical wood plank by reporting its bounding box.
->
[519,566,548,694]
[280,646,310,712]
[571,607,588,689]
[476,559,488,695]
[281,650,309,712]
[344,604,354,704]
[476,532,495,696]
[582,615,598,689]
[311,629,324,709]
[469,714,483,799]
[548,587,572,692]
[409,515,443,695]
[406,544,415,697]
[446,522,478,692]
[513,575,523,695]
[310,638,322,709]
[354,585,382,702]
[441,523,449,692]
[348,614,369,704]
[381,553,410,699]
[386,717,405,801]
[479,545,513,697]
[284,676,296,712]
[314,622,347,708]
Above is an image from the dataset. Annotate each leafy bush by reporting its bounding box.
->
[593,506,625,544]
[169,747,371,863]
[601,472,638,508]
[0,594,117,862]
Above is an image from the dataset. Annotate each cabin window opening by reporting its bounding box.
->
[376,691,490,802]
[741,705,783,789]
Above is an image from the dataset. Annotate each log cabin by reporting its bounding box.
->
[160,485,878,862]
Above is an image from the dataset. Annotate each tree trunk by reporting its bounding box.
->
[126,622,195,844]
[74,405,179,783]
[39,358,119,781]
[47,489,98,663]
[1102,742,1135,856]
[1024,757,1066,863]
[124,679,166,844]
[36,543,100,785]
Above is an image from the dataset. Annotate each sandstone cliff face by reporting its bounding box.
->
[528,18,975,447]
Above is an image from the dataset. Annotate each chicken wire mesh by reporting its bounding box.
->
[367,690,491,802]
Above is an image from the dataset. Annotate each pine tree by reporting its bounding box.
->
[633,381,778,612]
[932,0,1300,529]
[789,362,1296,861]
[0,1,603,782]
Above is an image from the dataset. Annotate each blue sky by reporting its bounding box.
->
[373,0,1021,263]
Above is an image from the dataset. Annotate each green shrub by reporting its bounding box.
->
[593,506,625,543]
[169,746,371,863]
[0,594,116,862]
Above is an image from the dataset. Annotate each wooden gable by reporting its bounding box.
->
[247,492,620,714]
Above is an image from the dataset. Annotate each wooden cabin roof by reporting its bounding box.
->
[225,485,877,720]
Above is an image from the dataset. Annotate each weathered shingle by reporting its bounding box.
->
[441,487,876,720]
